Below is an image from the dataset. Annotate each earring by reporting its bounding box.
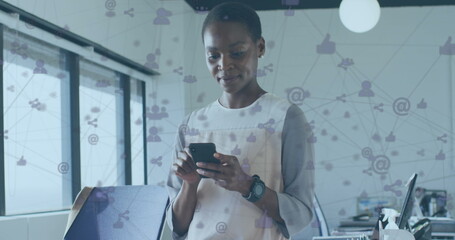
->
[259,55,264,58]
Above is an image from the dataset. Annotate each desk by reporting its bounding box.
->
[336,217,455,240]
[431,232,455,240]
[430,217,455,240]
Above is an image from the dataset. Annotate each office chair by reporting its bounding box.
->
[293,195,330,239]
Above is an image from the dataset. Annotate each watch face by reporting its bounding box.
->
[253,184,264,195]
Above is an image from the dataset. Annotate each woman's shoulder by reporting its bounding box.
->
[260,93,293,111]
[184,100,219,123]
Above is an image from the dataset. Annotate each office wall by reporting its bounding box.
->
[181,5,455,230]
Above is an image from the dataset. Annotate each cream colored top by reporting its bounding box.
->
[167,93,314,240]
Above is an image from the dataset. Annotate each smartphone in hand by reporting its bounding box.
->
[189,143,220,178]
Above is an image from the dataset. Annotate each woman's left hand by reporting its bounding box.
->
[196,152,252,195]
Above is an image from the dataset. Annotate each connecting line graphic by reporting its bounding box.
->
[292,18,453,221]
[3,1,454,226]
[372,8,435,84]
[270,18,289,92]
[408,55,442,99]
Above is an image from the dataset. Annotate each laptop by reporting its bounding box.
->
[64,185,169,240]
[397,173,418,230]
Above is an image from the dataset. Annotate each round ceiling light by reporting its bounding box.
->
[339,0,381,33]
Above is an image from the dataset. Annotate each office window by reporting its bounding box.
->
[79,60,125,187]
[1,10,151,215]
[2,28,72,214]
[130,79,145,185]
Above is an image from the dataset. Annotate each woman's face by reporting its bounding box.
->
[203,21,264,94]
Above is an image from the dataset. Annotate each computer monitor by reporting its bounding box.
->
[397,173,418,230]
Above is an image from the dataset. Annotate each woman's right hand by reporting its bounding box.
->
[172,150,201,185]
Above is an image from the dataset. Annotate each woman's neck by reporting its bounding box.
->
[219,87,267,109]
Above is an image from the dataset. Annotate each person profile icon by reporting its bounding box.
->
[359,80,374,97]
[153,8,171,25]
[144,53,159,70]
[34,59,47,74]
[147,127,161,142]
[159,107,169,118]
[147,105,168,120]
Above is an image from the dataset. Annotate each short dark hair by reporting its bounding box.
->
[201,2,262,43]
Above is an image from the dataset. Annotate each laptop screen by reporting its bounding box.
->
[65,185,169,240]
[397,173,418,230]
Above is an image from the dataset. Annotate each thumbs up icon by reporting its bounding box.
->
[317,34,336,54]
[439,37,455,55]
